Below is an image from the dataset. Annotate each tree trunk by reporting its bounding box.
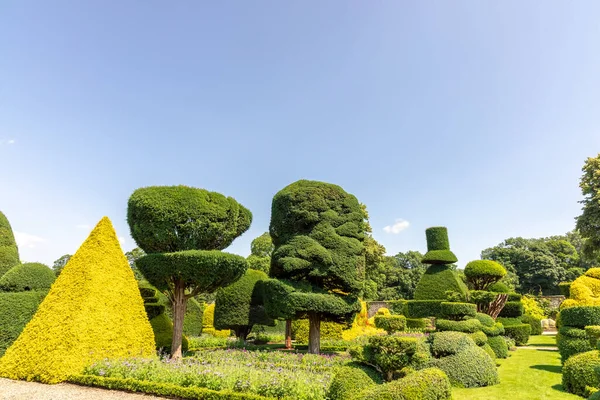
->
[488,293,509,319]
[235,326,250,342]
[308,314,321,354]
[285,319,292,350]
[171,279,187,360]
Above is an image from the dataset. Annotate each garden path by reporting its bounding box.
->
[0,378,162,400]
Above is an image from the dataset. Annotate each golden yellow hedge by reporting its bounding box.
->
[561,268,600,309]
[0,217,156,383]
[202,303,230,337]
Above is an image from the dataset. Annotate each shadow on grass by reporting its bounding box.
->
[530,364,562,374]
[552,384,570,393]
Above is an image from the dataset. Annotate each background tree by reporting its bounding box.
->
[576,153,600,261]
[0,211,20,278]
[128,185,252,359]
[125,247,146,280]
[361,204,387,300]
[481,234,587,295]
[246,232,273,274]
[378,251,426,300]
[52,254,72,277]
[262,180,366,354]
[214,269,274,341]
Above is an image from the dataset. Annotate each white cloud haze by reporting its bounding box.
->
[14,231,46,248]
[383,219,410,234]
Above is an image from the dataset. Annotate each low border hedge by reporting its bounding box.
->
[406,318,428,330]
[69,375,266,400]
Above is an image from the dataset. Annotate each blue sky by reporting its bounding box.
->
[1,2,599,267]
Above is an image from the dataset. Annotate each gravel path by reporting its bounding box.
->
[0,378,165,400]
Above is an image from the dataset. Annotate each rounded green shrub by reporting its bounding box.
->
[488,281,510,293]
[357,368,452,400]
[374,315,406,333]
[127,186,252,253]
[560,306,600,328]
[557,327,593,363]
[183,298,203,336]
[586,326,600,348]
[349,336,420,381]
[435,318,482,333]
[522,314,542,335]
[498,301,524,318]
[482,343,496,361]
[421,227,457,265]
[469,331,488,346]
[482,322,504,337]
[475,312,495,327]
[328,363,382,400]
[464,260,506,290]
[0,263,55,292]
[407,300,443,318]
[562,350,600,397]
[0,211,20,278]
[292,319,343,344]
[440,302,477,320]
[428,331,498,388]
[558,282,571,298]
[503,324,531,346]
[487,335,509,358]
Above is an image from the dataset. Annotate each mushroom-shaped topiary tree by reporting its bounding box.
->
[128,185,252,359]
[262,180,366,354]
[0,211,20,278]
[464,260,509,317]
[214,269,274,341]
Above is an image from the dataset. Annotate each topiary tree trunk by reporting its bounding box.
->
[308,314,321,354]
[285,319,292,349]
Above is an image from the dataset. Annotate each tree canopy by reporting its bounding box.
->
[246,232,273,274]
[0,211,20,278]
[576,153,600,261]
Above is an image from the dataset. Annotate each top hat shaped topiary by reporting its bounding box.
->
[421,227,458,265]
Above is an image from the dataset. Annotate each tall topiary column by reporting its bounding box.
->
[262,180,366,354]
[414,227,467,301]
[128,185,252,359]
[0,211,20,278]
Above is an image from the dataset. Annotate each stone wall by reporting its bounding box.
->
[367,301,389,318]
[540,295,564,309]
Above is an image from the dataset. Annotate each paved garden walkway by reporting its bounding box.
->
[0,378,162,400]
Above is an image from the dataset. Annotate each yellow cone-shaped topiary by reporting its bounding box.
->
[0,217,156,383]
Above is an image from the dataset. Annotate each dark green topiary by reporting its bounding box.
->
[265,180,366,353]
[414,265,467,301]
[488,281,510,293]
[439,302,477,320]
[560,306,600,328]
[349,336,420,381]
[498,301,524,318]
[562,350,600,397]
[0,263,56,292]
[521,314,542,335]
[421,227,457,265]
[357,368,452,400]
[182,298,203,336]
[475,312,495,328]
[481,323,504,337]
[0,211,20,278]
[507,293,522,301]
[487,335,509,358]
[586,326,600,348]
[427,331,499,388]
[0,291,46,356]
[469,331,488,346]
[214,269,274,340]
[406,318,428,330]
[328,363,382,400]
[435,319,483,333]
[406,300,443,318]
[149,313,188,354]
[464,260,506,290]
[557,326,593,363]
[503,324,531,346]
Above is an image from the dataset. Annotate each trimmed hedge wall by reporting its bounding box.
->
[498,301,524,318]
[0,291,46,356]
[374,315,406,333]
[503,324,531,346]
[386,300,408,315]
[560,306,600,328]
[406,300,443,318]
[69,375,266,400]
[406,318,428,330]
[439,302,477,320]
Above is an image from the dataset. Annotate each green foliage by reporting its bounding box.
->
[487,281,511,293]
[246,255,270,274]
[414,264,467,300]
[487,335,509,358]
[521,314,542,335]
[557,326,593,363]
[386,300,408,315]
[521,295,546,320]
[481,343,496,361]
[0,291,46,356]
[406,300,443,318]
[586,326,600,348]
[503,324,531,346]
[469,331,488,346]
[406,318,427,330]
[214,269,274,339]
[150,313,188,353]
[377,251,426,301]
[439,302,477,320]
[560,306,600,328]
[374,315,406,333]
[291,319,343,344]
[246,232,273,274]
[183,298,204,337]
[562,350,600,397]
[475,312,495,327]
[498,301,524,318]
[421,227,458,265]
[137,251,247,294]
[464,260,507,290]
[357,368,452,400]
[507,293,522,301]
[427,331,499,388]
[52,254,71,277]
[0,262,55,292]
[0,211,19,278]
[349,336,419,381]
[497,317,522,327]
[576,154,600,260]
[559,282,571,298]
[435,318,483,333]
[127,186,252,253]
[481,323,504,337]
[327,364,381,400]
[69,375,265,400]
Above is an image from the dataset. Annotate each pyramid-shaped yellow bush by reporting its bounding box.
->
[0,217,156,383]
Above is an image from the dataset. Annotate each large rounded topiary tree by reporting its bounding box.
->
[128,185,252,359]
[214,269,274,340]
[262,180,366,354]
[0,211,20,278]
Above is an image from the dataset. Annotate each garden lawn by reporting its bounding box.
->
[453,340,577,400]
[527,335,558,347]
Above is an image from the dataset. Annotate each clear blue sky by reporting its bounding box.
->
[1,2,599,267]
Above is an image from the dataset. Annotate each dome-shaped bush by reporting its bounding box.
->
[562,350,600,397]
[464,260,506,290]
[328,363,381,400]
[0,263,55,292]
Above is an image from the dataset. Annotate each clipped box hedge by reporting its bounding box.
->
[503,324,531,346]
[439,302,477,320]
[406,318,428,330]
[374,315,406,333]
[435,318,482,334]
[560,306,600,328]
[406,300,443,318]
[498,301,524,318]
